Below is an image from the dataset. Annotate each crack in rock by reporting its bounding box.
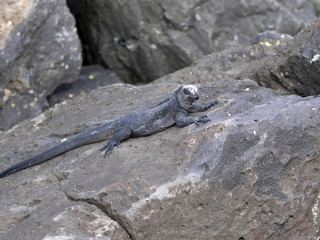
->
[63,191,133,240]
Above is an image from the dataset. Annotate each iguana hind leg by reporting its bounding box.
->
[100,126,132,156]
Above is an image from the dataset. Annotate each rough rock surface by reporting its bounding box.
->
[238,18,320,96]
[0,79,319,239]
[155,31,294,89]
[157,18,320,97]
[0,0,82,130]
[68,0,317,83]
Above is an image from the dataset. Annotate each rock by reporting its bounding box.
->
[48,65,124,106]
[68,0,317,83]
[0,78,319,239]
[1,2,320,238]
[157,18,320,97]
[238,18,320,96]
[155,30,294,87]
[0,0,82,130]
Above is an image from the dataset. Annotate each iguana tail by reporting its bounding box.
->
[0,123,115,179]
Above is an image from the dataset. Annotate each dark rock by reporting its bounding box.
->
[0,78,319,239]
[0,0,82,130]
[68,0,316,83]
[157,18,320,97]
[48,65,124,106]
[311,0,320,15]
[154,30,294,87]
[1,2,320,239]
[238,18,320,96]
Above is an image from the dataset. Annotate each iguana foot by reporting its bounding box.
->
[203,99,219,110]
[100,140,120,157]
[194,115,211,126]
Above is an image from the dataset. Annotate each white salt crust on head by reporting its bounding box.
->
[183,85,198,94]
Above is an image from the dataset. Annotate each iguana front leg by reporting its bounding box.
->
[100,126,132,156]
[188,99,219,113]
[175,112,210,127]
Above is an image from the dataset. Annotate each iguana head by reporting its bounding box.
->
[176,85,199,109]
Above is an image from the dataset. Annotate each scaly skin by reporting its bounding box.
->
[0,85,218,178]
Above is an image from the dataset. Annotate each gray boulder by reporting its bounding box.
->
[70,0,316,83]
[0,78,319,239]
[155,30,294,87]
[238,18,320,96]
[0,0,82,130]
[157,18,320,97]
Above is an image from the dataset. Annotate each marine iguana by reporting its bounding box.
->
[0,85,218,178]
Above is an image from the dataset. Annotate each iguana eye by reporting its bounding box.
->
[183,89,188,94]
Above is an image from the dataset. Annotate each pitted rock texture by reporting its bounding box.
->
[0,0,82,130]
[239,19,320,96]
